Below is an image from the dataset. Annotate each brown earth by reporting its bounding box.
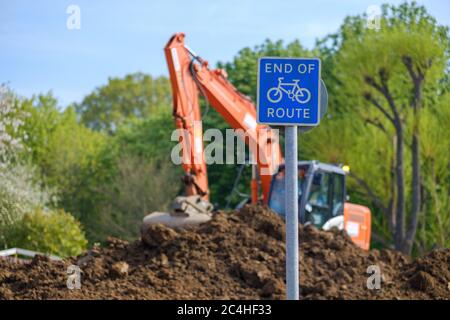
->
[0,205,449,300]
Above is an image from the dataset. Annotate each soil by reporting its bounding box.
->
[0,205,449,300]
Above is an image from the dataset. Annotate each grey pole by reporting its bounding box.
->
[285,125,299,300]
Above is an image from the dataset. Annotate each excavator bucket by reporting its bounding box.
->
[141,195,213,236]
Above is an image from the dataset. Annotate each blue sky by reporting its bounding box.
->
[1,0,449,107]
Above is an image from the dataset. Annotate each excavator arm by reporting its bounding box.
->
[143,33,371,251]
[164,33,283,203]
[164,34,209,199]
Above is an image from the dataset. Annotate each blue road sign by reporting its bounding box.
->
[257,57,321,126]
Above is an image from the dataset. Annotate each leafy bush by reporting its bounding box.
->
[0,164,55,234]
[4,209,87,258]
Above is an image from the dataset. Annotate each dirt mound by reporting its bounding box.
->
[404,249,450,298]
[0,205,449,300]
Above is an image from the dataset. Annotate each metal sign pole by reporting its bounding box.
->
[257,57,323,300]
[285,125,299,300]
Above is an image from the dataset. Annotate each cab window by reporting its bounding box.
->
[306,172,331,227]
[332,173,344,217]
[268,167,307,217]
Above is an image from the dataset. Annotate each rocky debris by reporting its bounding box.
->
[110,262,129,278]
[402,249,450,298]
[0,205,449,300]
[141,223,178,247]
[262,278,284,297]
[408,271,436,291]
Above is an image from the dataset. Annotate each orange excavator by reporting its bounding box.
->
[141,33,371,250]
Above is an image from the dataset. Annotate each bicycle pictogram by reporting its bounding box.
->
[266,77,311,104]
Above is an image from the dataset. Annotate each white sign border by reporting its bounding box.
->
[256,56,321,127]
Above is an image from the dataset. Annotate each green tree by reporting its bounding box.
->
[16,93,111,243]
[315,1,449,254]
[22,93,107,188]
[1,88,87,256]
[75,73,171,133]
[415,92,450,252]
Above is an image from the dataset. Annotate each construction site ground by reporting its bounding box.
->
[1,205,449,300]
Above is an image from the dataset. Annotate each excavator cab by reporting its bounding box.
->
[268,161,345,228]
[268,161,371,250]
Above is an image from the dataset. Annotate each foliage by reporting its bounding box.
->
[16,89,179,243]
[415,92,450,251]
[81,108,180,241]
[75,73,171,133]
[17,93,109,240]
[309,1,449,254]
[0,88,57,248]
[61,107,180,242]
[212,2,449,254]
[21,93,107,192]
[0,85,28,167]
[4,208,87,258]
[94,154,179,241]
[3,2,448,255]
[0,164,55,239]
[112,108,176,160]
